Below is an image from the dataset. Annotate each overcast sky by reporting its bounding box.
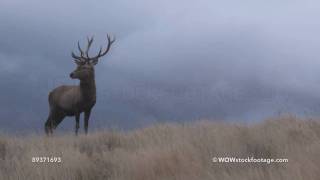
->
[1,0,320,133]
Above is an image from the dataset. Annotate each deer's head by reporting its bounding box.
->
[70,35,115,80]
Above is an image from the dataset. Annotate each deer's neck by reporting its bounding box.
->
[80,78,96,102]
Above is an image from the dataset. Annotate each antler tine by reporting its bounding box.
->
[71,52,82,61]
[103,34,115,55]
[85,36,94,58]
[77,41,85,58]
[71,40,87,63]
[96,46,103,56]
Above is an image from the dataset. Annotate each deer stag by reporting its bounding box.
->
[45,35,115,136]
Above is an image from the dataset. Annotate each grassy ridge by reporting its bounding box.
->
[1,116,320,180]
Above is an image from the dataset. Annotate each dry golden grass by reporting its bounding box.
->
[1,116,320,180]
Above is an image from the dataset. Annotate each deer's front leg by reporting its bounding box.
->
[75,113,80,136]
[84,109,91,135]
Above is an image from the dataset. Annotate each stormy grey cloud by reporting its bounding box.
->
[1,0,320,133]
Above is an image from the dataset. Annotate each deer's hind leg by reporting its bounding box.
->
[45,109,65,135]
[45,111,53,135]
[51,111,66,130]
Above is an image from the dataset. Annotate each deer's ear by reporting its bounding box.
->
[90,58,99,65]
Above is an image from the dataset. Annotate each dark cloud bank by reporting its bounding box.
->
[1,0,320,133]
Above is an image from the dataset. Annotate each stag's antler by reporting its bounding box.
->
[71,34,115,64]
[91,35,116,60]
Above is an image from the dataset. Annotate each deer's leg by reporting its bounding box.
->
[84,109,91,135]
[75,113,80,136]
[52,112,66,130]
[45,110,65,135]
[45,112,53,136]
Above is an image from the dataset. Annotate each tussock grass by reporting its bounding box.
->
[1,116,320,180]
